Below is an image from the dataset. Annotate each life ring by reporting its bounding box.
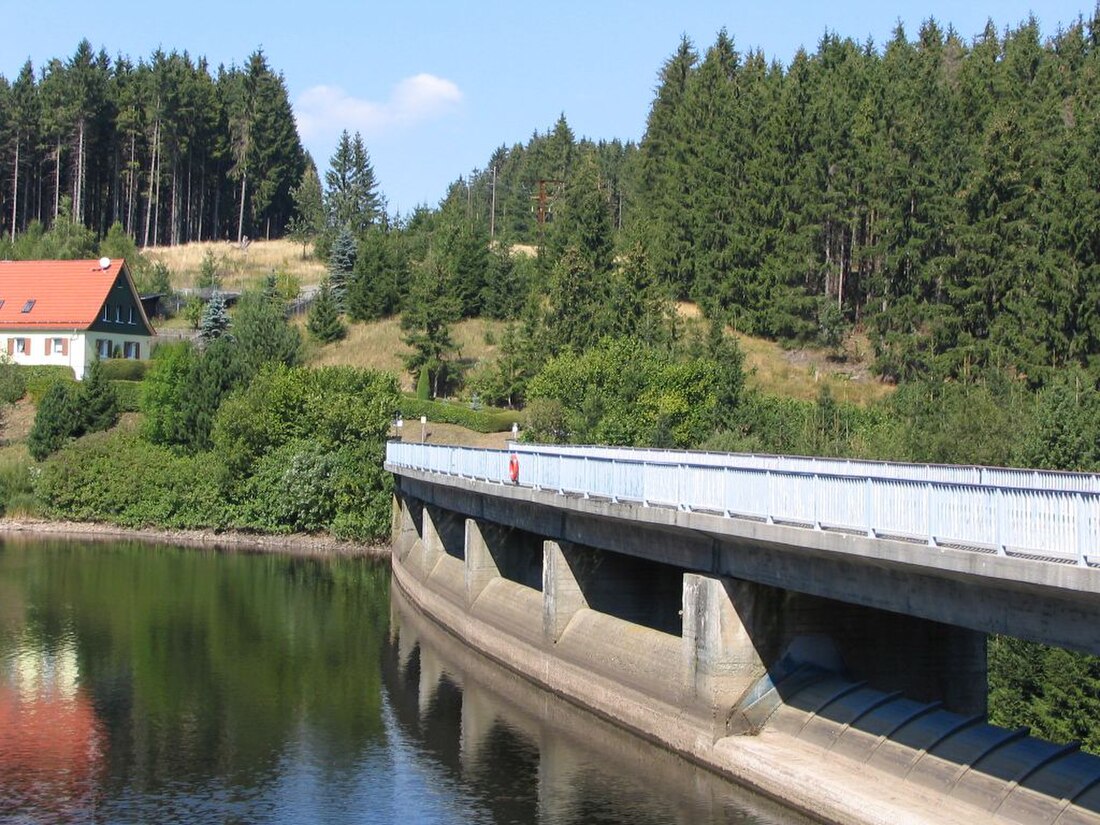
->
[508,453,520,484]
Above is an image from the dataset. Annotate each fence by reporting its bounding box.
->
[387,442,1100,567]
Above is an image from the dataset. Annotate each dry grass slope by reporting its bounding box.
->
[304,316,507,392]
[145,239,326,290]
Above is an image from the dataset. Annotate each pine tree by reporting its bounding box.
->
[79,358,120,433]
[324,130,382,232]
[327,225,357,308]
[307,280,346,343]
[199,291,232,343]
[28,380,81,461]
[401,252,461,397]
[234,287,302,379]
[348,226,402,320]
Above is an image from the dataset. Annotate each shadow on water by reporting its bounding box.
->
[384,583,814,825]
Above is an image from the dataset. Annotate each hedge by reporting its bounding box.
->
[397,397,522,434]
[20,365,76,402]
[111,380,143,412]
[100,359,148,381]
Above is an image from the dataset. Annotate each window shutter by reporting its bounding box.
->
[61,339,68,356]
[45,338,51,355]
[6,340,12,356]
[134,343,140,359]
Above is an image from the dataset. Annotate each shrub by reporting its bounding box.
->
[111,380,143,412]
[100,359,148,381]
[79,359,119,434]
[0,453,36,514]
[0,358,26,403]
[28,380,81,461]
[398,397,521,434]
[20,365,76,402]
[37,423,230,528]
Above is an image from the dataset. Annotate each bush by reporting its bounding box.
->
[20,365,76,402]
[111,380,143,412]
[0,453,37,515]
[398,397,521,434]
[36,423,230,528]
[28,380,81,461]
[0,359,26,403]
[100,359,148,381]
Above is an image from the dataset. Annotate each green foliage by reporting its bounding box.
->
[415,365,430,400]
[111,380,143,412]
[197,250,222,289]
[233,287,303,379]
[20,366,76,402]
[0,359,27,404]
[401,252,461,396]
[183,296,204,329]
[141,342,198,446]
[397,397,520,434]
[199,291,232,342]
[79,359,120,434]
[348,226,404,321]
[99,359,148,381]
[28,380,81,461]
[526,337,727,447]
[36,423,231,528]
[307,280,346,343]
[175,338,246,452]
[0,454,38,516]
[211,365,398,539]
[989,636,1100,754]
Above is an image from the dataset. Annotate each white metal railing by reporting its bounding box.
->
[386,442,1100,567]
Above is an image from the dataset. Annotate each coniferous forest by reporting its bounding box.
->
[3,16,1100,754]
[0,41,304,247]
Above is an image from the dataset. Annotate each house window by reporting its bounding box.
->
[51,338,65,355]
[115,305,122,323]
[96,339,112,359]
[14,338,27,354]
[124,341,140,359]
[21,299,35,313]
[128,307,135,325]
[101,305,109,321]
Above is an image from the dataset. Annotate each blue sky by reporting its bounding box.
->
[3,1,1093,215]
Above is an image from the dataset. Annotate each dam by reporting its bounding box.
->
[387,441,1100,825]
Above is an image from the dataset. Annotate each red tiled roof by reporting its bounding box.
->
[0,258,145,330]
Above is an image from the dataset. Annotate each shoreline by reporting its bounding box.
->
[0,518,391,559]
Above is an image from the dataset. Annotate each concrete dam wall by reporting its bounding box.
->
[390,479,1100,825]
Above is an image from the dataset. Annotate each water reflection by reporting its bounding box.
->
[385,584,812,825]
[0,538,809,824]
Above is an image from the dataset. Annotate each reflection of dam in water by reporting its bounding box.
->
[385,584,812,825]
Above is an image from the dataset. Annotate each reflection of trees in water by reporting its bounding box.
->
[3,540,392,797]
[385,588,807,825]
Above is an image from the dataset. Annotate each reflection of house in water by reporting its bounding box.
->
[0,636,105,817]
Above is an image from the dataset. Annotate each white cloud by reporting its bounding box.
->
[294,74,463,144]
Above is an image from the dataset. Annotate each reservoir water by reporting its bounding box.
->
[0,538,810,824]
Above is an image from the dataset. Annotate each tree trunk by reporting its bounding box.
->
[237,172,247,244]
[9,137,18,243]
[75,119,85,224]
[53,137,61,221]
[143,118,160,248]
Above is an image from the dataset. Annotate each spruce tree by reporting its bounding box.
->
[327,226,357,309]
[307,280,346,343]
[79,358,119,434]
[28,381,81,461]
[199,291,232,343]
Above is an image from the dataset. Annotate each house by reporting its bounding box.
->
[0,258,156,379]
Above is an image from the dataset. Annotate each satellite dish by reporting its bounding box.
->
[99,257,111,270]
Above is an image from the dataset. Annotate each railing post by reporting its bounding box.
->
[994,488,1006,556]
[813,473,821,530]
[765,470,774,525]
[865,477,874,538]
[1077,493,1088,567]
[927,481,936,547]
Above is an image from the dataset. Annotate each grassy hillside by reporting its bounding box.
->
[146,238,326,290]
[304,316,507,392]
[303,306,892,405]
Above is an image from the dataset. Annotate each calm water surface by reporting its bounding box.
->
[0,538,811,824]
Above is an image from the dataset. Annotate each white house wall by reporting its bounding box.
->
[1,330,152,380]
